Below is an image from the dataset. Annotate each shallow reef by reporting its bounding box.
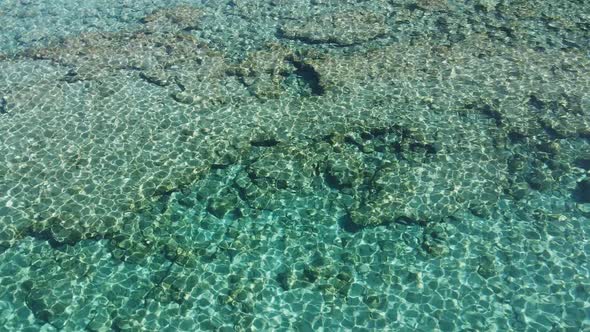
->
[0,0,589,330]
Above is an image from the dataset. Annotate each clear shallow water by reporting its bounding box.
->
[0,0,589,331]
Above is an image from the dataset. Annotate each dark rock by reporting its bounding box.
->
[422,223,449,257]
[573,179,590,203]
[574,157,590,170]
[507,154,527,173]
[279,11,388,46]
[477,255,497,278]
[276,269,293,291]
[303,265,319,283]
[526,168,552,191]
[207,191,240,219]
[140,71,171,86]
[508,181,529,200]
[363,293,388,310]
[0,97,7,115]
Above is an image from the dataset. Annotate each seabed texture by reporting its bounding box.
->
[0,0,589,331]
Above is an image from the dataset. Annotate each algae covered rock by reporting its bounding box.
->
[477,254,497,278]
[279,10,388,45]
[141,5,203,32]
[422,223,449,257]
[325,153,365,190]
[246,145,319,193]
[344,140,506,227]
[207,188,242,219]
[573,179,590,204]
[1,0,589,330]
[229,45,325,99]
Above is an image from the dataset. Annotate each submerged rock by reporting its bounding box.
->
[477,254,497,279]
[141,5,203,32]
[422,223,449,256]
[207,189,242,219]
[573,179,590,203]
[279,11,388,46]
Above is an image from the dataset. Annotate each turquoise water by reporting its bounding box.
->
[0,0,589,330]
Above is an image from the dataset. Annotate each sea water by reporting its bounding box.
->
[0,0,588,331]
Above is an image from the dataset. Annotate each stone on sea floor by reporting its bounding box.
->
[244,74,284,100]
[23,277,74,329]
[279,10,388,45]
[325,154,364,189]
[476,0,499,12]
[246,146,317,193]
[0,96,8,115]
[422,223,449,257]
[573,156,590,170]
[525,167,553,191]
[348,197,405,227]
[363,293,388,310]
[477,254,497,279]
[172,91,200,105]
[573,179,590,203]
[228,45,326,99]
[141,5,203,32]
[578,203,590,214]
[139,70,171,87]
[207,190,241,219]
[276,268,295,291]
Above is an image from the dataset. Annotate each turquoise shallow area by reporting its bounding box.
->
[0,0,589,331]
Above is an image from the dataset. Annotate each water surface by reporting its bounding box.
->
[0,0,589,330]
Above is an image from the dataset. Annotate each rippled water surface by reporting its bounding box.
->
[0,0,589,330]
